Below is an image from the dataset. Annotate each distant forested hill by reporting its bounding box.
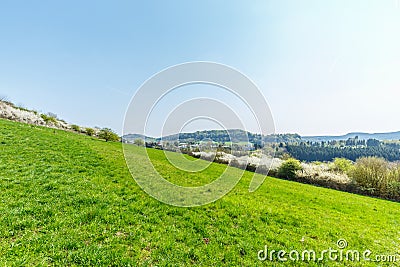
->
[302,131,400,142]
[123,130,400,144]
[123,130,301,144]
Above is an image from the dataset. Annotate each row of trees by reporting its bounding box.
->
[0,97,121,142]
[70,125,119,142]
[160,130,302,145]
[286,138,382,148]
[285,144,400,162]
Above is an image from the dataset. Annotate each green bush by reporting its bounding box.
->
[278,158,302,179]
[85,128,95,136]
[387,181,400,199]
[71,125,80,132]
[40,114,57,124]
[98,128,120,142]
[349,157,400,196]
[332,158,354,173]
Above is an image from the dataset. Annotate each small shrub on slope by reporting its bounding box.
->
[71,124,81,132]
[98,128,120,142]
[332,158,354,174]
[40,114,58,125]
[85,127,95,136]
[278,158,302,179]
[349,157,400,197]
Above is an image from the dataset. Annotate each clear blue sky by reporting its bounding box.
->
[1,0,399,136]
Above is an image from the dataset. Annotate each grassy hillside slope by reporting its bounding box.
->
[0,119,399,266]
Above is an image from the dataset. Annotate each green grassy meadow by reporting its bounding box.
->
[0,118,399,266]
